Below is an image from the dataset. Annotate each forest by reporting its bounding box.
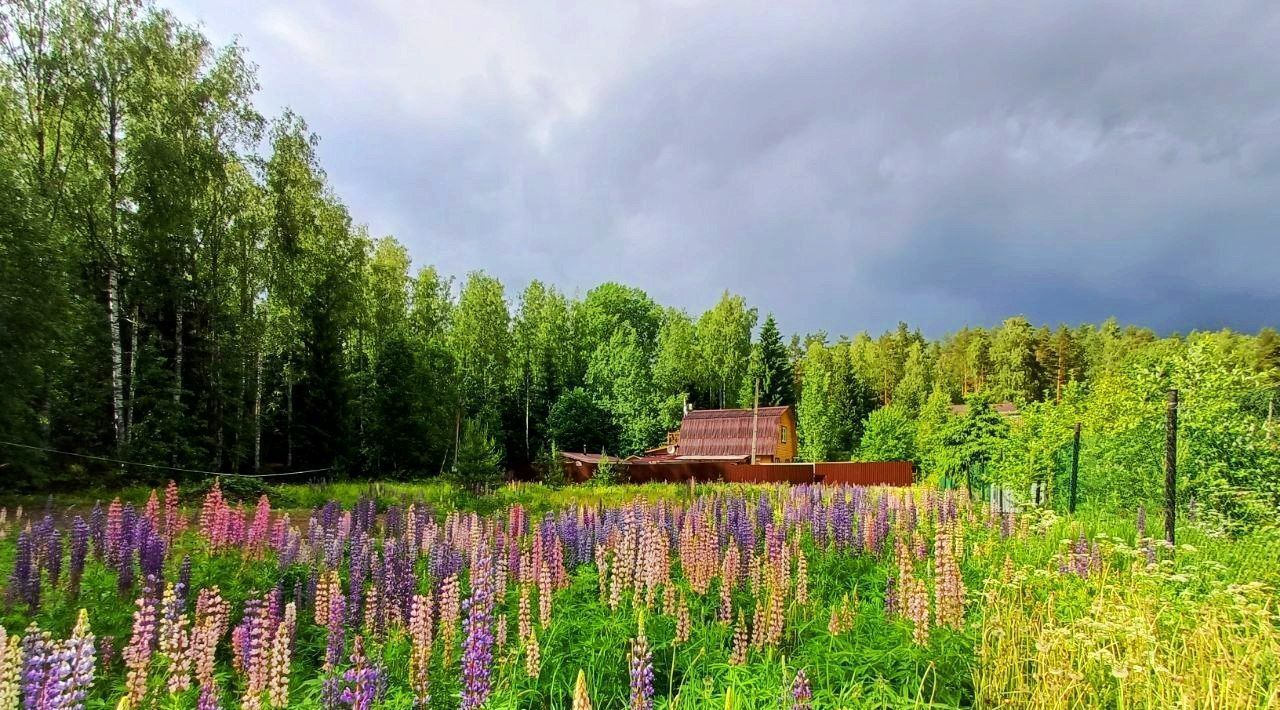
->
[2,0,1278,533]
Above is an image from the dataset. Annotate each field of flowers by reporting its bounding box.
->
[0,481,1277,709]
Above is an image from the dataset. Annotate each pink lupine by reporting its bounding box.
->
[933,523,965,630]
[794,547,809,607]
[439,574,460,667]
[674,590,691,645]
[905,576,931,645]
[408,593,433,706]
[158,583,193,695]
[537,552,553,628]
[144,490,161,532]
[164,480,184,542]
[192,588,229,708]
[199,481,224,547]
[248,495,272,556]
[729,610,749,665]
[123,595,158,705]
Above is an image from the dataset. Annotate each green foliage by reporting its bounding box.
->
[453,420,503,493]
[697,291,757,409]
[537,441,568,488]
[585,325,663,455]
[548,387,616,455]
[855,404,917,462]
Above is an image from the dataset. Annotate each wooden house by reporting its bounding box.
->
[672,406,797,463]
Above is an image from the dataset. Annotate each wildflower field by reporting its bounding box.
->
[0,482,1277,709]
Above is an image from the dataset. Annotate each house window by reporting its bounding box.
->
[780,426,788,444]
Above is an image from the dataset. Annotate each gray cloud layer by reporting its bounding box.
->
[173,0,1280,335]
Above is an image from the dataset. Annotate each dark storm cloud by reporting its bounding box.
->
[174,0,1280,336]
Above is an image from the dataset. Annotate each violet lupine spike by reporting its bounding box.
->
[461,552,496,710]
[89,503,106,561]
[21,624,52,708]
[789,668,813,709]
[8,531,37,609]
[627,628,654,710]
[338,636,383,710]
[68,517,90,601]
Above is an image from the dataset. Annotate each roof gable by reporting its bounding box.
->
[676,407,791,457]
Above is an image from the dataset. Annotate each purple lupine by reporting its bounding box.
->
[89,503,106,561]
[176,555,193,609]
[198,682,220,710]
[1000,513,1014,539]
[57,609,97,710]
[627,630,654,710]
[22,624,53,706]
[338,636,384,710]
[138,522,167,594]
[325,590,346,669]
[461,552,496,709]
[885,575,898,615]
[789,668,812,709]
[68,517,90,601]
[8,531,37,608]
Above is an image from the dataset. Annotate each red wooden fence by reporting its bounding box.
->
[564,459,915,486]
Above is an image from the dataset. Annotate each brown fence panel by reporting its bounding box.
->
[816,461,914,487]
[625,462,730,484]
[580,459,914,486]
[723,463,815,484]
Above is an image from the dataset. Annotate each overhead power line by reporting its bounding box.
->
[0,440,328,479]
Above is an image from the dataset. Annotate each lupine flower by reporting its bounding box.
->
[572,669,593,710]
[158,583,193,695]
[408,593,433,707]
[827,593,856,636]
[337,636,383,710]
[674,590,691,644]
[267,603,296,708]
[7,532,36,609]
[438,574,460,667]
[461,553,496,709]
[789,668,812,709]
[0,629,20,710]
[729,611,749,665]
[627,623,654,710]
[905,576,931,645]
[62,609,97,710]
[123,595,158,705]
[933,523,965,630]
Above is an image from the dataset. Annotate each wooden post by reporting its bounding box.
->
[1165,389,1178,546]
[750,379,759,465]
[1069,422,1081,514]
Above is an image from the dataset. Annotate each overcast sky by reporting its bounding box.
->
[170,0,1280,337]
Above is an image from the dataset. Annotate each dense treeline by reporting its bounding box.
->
[1,0,1276,528]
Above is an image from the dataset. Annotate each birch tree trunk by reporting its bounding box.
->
[174,303,183,406]
[253,349,263,471]
[125,303,138,442]
[107,267,126,446]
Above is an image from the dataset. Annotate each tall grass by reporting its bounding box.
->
[975,533,1280,708]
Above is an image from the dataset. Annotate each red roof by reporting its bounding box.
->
[676,406,790,458]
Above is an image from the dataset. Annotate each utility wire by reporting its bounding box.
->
[0,440,328,478]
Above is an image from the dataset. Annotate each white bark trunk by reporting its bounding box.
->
[125,303,138,442]
[107,267,125,446]
[253,349,263,471]
[173,304,183,406]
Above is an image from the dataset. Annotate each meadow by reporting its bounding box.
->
[1,480,1277,709]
